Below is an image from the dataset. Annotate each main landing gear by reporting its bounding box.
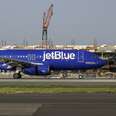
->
[13,70,22,79]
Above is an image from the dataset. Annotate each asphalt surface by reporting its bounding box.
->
[0,93,116,116]
[0,79,116,86]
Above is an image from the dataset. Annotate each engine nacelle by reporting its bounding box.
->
[23,65,50,75]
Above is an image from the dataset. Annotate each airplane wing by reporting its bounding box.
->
[0,56,43,68]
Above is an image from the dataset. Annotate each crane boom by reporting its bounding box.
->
[42,4,53,48]
[43,4,53,29]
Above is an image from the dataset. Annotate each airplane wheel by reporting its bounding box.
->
[13,73,22,79]
[78,74,84,79]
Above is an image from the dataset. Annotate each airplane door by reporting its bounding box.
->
[78,51,84,62]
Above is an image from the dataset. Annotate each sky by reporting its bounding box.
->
[0,0,116,45]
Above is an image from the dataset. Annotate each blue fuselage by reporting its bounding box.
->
[0,49,107,70]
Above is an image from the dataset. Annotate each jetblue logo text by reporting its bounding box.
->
[43,51,75,61]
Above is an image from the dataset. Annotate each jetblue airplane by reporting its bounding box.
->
[0,49,107,78]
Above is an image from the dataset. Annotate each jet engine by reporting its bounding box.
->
[23,65,50,75]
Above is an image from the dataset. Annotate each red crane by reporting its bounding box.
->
[42,4,53,48]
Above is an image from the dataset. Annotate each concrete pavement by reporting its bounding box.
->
[0,93,116,116]
[0,79,116,86]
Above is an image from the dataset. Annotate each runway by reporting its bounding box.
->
[0,79,116,86]
[0,93,116,116]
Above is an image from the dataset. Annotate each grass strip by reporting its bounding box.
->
[0,86,116,94]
